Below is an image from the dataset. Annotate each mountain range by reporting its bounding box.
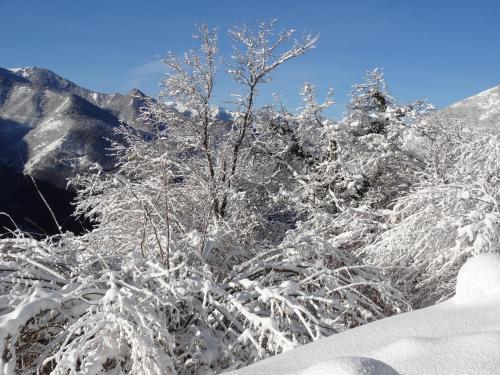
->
[0,66,150,234]
[0,66,498,235]
[0,66,151,187]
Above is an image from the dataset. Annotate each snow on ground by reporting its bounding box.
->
[455,253,500,304]
[25,135,66,170]
[229,253,500,375]
[297,357,400,375]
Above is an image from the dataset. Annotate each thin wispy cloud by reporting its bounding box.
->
[129,60,166,76]
[124,59,167,94]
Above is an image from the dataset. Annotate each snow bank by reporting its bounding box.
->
[298,357,399,375]
[454,252,500,304]
[230,253,500,375]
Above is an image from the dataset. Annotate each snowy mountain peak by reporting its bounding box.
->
[451,84,500,106]
[128,88,146,98]
[8,67,34,78]
[0,65,153,189]
[7,66,99,97]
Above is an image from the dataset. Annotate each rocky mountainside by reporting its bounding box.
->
[0,67,151,188]
[0,66,151,234]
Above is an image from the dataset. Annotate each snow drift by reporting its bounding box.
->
[455,252,500,304]
[229,253,500,375]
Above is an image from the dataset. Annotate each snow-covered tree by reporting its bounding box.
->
[67,24,306,280]
[333,69,433,209]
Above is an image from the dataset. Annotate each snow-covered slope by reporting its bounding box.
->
[0,66,154,234]
[439,84,500,132]
[4,67,150,129]
[0,66,151,189]
[230,253,500,375]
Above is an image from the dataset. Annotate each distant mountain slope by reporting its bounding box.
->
[0,166,89,236]
[0,66,152,234]
[439,84,500,131]
[0,66,152,189]
[6,67,150,129]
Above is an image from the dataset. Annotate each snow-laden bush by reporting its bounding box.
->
[0,235,178,375]
[0,225,407,375]
[363,123,500,307]
[259,70,432,220]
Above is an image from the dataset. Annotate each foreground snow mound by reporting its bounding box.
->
[299,357,400,375]
[455,252,500,304]
[230,254,500,375]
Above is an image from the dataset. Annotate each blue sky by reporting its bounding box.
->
[2,0,499,117]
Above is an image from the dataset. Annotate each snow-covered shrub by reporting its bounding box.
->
[364,122,500,307]
[0,236,72,374]
[0,234,181,375]
[0,226,407,374]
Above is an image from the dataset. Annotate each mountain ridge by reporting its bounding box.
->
[0,66,152,234]
[438,84,500,132]
[0,66,153,189]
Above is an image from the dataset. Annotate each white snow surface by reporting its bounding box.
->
[230,253,500,375]
[455,253,500,304]
[298,357,400,375]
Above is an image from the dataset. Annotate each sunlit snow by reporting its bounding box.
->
[230,253,500,375]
